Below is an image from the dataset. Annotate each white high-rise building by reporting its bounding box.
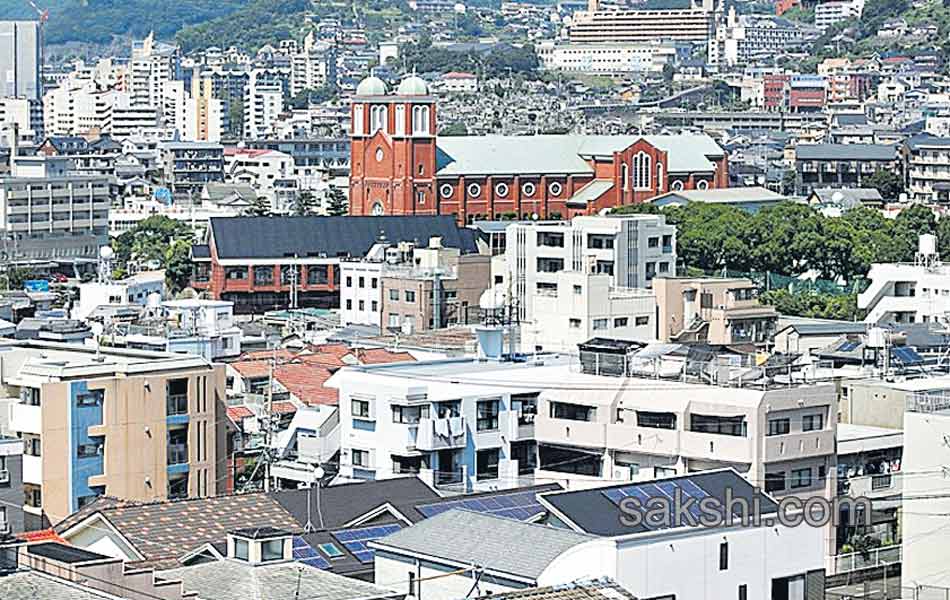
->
[290,32,336,96]
[244,70,284,138]
[0,21,41,100]
[129,32,181,110]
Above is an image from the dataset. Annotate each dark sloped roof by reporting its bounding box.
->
[209,216,478,259]
[907,133,950,150]
[191,244,210,259]
[780,321,868,335]
[539,469,778,537]
[795,143,898,161]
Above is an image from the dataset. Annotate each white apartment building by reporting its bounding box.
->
[907,134,950,203]
[815,0,865,31]
[536,40,678,74]
[224,147,297,212]
[710,8,808,67]
[290,32,336,96]
[506,214,676,326]
[339,259,385,328]
[523,271,656,352]
[567,0,715,45]
[244,71,284,139]
[129,32,181,110]
[74,270,166,321]
[858,235,950,325]
[901,390,950,589]
[0,98,43,142]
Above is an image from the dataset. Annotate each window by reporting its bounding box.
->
[636,411,676,429]
[352,449,370,467]
[370,105,387,133]
[635,316,650,326]
[663,234,673,250]
[659,262,670,274]
[77,390,103,407]
[388,314,399,328]
[648,237,659,248]
[476,448,499,480]
[739,584,747,600]
[234,539,249,561]
[551,401,595,422]
[358,300,365,311]
[634,152,652,189]
[395,104,406,135]
[537,232,564,248]
[719,542,729,570]
[569,318,581,328]
[767,418,790,436]
[791,467,812,488]
[225,267,247,280]
[319,543,344,558]
[412,105,430,135]
[352,398,371,419]
[573,285,582,295]
[405,290,416,303]
[307,266,328,285]
[167,379,188,416]
[593,318,608,330]
[621,163,630,191]
[392,404,429,424]
[371,301,378,312]
[346,276,353,287]
[595,261,614,276]
[345,299,353,310]
[21,388,40,406]
[476,399,499,431]
[358,277,365,288]
[262,539,283,562]
[700,292,713,309]
[690,414,746,437]
[614,317,629,327]
[803,414,824,431]
[537,257,564,273]
[371,278,378,289]
[253,265,274,286]
[77,443,101,458]
[389,289,399,301]
[588,235,614,249]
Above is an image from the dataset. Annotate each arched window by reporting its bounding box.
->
[394,105,406,136]
[656,162,664,192]
[697,179,709,190]
[621,163,630,191]
[353,104,365,135]
[412,105,430,135]
[633,152,652,190]
[370,105,387,134]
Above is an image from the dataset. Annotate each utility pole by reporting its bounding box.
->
[263,344,276,492]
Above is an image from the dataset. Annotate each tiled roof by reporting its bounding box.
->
[275,363,338,406]
[355,347,416,365]
[230,360,270,378]
[238,349,297,361]
[17,528,66,543]
[56,493,301,571]
[270,401,298,414]
[481,578,637,600]
[226,406,254,422]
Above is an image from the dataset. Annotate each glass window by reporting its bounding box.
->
[765,471,786,493]
[262,539,283,561]
[254,266,274,286]
[802,414,824,431]
[569,318,581,328]
[319,543,344,558]
[352,449,369,467]
[614,317,628,327]
[352,399,371,418]
[476,448,499,480]
[791,467,812,488]
[476,399,499,431]
[767,418,790,436]
[593,318,608,330]
[405,290,416,303]
[77,390,103,407]
[234,539,249,561]
[550,402,595,422]
[636,411,676,429]
[636,316,650,326]
[389,289,399,301]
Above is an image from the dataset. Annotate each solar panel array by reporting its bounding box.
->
[331,523,402,564]
[292,536,330,570]
[837,341,860,353]
[415,490,545,521]
[601,479,711,531]
[892,346,924,365]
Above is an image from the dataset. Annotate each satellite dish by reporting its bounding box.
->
[99,246,114,260]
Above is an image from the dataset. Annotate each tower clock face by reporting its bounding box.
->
[371,202,385,216]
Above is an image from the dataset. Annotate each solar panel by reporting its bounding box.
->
[837,341,860,352]
[600,478,713,530]
[892,346,924,365]
[416,490,546,521]
[330,523,402,564]
[292,536,330,570]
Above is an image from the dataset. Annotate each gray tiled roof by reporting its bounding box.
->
[480,578,637,600]
[371,509,595,580]
[161,560,397,600]
[795,144,898,161]
[0,571,117,599]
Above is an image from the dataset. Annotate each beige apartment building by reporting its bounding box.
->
[3,341,226,529]
[654,277,779,346]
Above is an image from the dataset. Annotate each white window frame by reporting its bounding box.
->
[440,183,454,199]
[495,182,509,197]
[467,183,481,197]
[522,182,536,197]
[549,181,563,196]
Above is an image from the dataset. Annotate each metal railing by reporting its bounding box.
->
[908,390,950,413]
[832,545,901,574]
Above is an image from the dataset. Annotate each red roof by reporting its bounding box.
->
[274,363,338,406]
[356,348,416,365]
[271,401,298,414]
[231,360,271,378]
[239,349,297,361]
[19,529,66,543]
[227,406,254,422]
[443,71,476,79]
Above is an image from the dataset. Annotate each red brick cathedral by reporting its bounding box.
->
[349,75,728,223]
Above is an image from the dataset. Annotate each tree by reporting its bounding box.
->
[243,197,273,217]
[865,169,905,201]
[292,191,319,216]
[440,122,469,136]
[751,202,824,276]
[165,239,194,293]
[228,98,244,137]
[111,216,195,293]
[781,169,797,195]
[326,187,348,217]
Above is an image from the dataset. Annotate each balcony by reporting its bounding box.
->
[534,418,606,449]
[764,430,835,462]
[9,403,41,435]
[680,430,753,464]
[606,423,681,455]
[839,472,902,499]
[410,417,467,451]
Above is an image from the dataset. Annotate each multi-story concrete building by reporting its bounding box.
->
[4,341,226,529]
[710,9,809,67]
[653,277,779,346]
[523,271,656,352]
[290,32,337,96]
[566,0,716,45]
[858,235,950,325]
[224,148,297,212]
[245,137,350,179]
[0,21,41,101]
[536,40,680,74]
[906,133,950,203]
[0,97,43,142]
[339,236,490,332]
[794,143,903,195]
[815,0,864,30]
[160,141,225,198]
[505,215,676,324]
[128,32,181,110]
[0,148,110,272]
[244,70,285,139]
